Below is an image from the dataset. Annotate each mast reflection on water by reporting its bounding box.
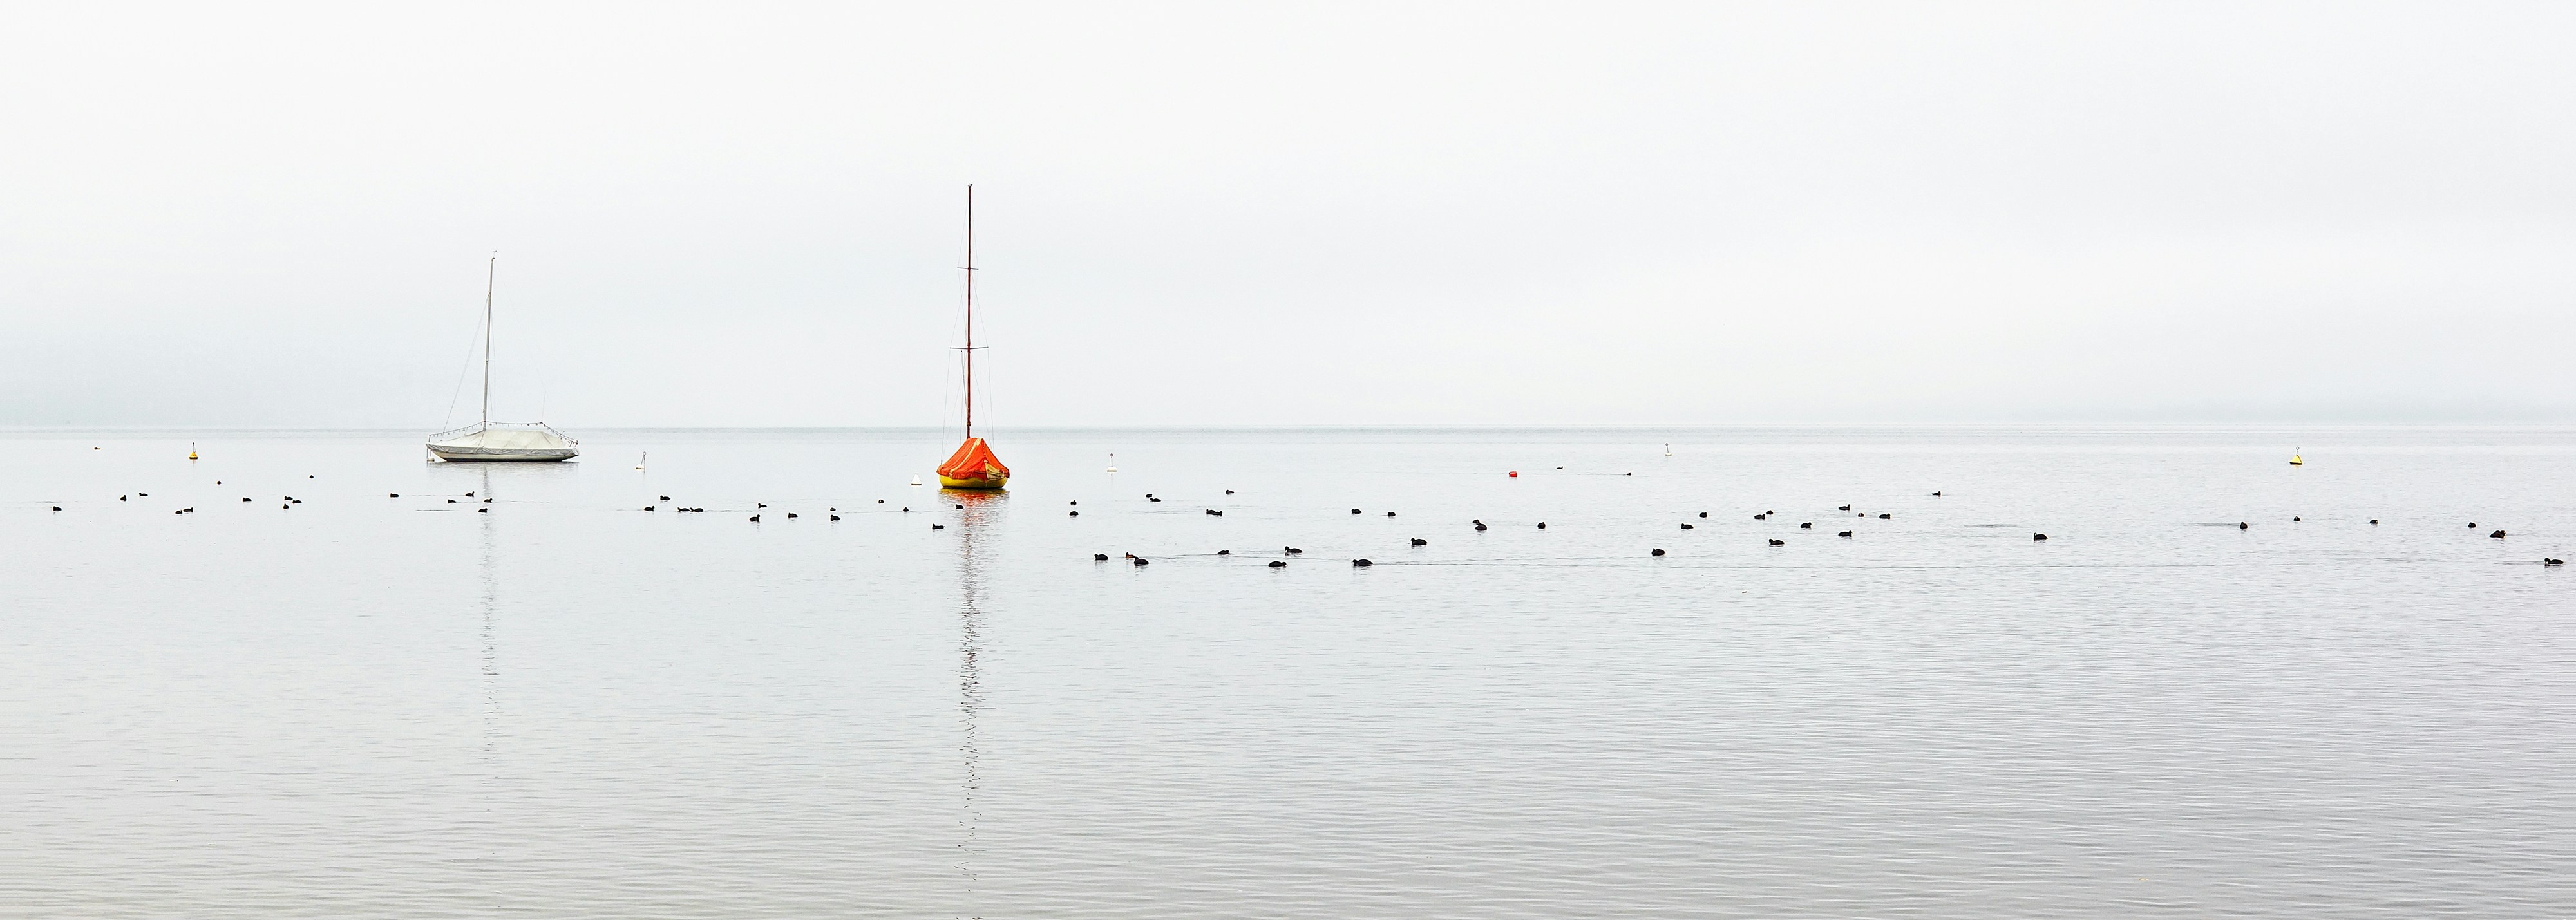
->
[951,490,1004,914]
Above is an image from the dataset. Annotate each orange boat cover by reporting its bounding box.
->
[938,437,1010,482]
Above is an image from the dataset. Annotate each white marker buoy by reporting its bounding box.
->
[634,452,647,470]
[1106,453,1118,473]
[911,475,923,486]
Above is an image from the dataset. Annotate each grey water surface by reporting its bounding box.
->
[5,427,2573,917]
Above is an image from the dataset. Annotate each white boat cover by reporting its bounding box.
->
[426,423,579,460]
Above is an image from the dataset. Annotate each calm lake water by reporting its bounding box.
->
[5,426,2573,917]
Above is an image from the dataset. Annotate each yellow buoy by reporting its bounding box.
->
[188,442,198,461]
[2289,449,2302,466]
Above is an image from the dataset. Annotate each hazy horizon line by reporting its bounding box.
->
[14,422,2576,435]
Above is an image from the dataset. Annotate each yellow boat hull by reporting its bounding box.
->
[940,475,1007,491]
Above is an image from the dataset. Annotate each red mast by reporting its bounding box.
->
[961,184,977,439]
[934,184,1009,490]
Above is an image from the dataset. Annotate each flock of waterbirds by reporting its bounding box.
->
[39,453,2567,569]
[1085,490,2562,568]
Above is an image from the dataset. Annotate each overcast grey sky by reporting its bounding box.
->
[2,2,2569,428]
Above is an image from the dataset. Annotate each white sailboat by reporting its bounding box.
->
[426,256,580,462]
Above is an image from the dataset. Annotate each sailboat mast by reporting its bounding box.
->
[963,185,975,440]
[481,254,495,427]
[927,185,1007,489]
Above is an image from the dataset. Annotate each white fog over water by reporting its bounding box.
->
[3,3,2571,427]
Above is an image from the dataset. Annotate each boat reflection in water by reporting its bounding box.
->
[951,489,1004,910]
[474,465,501,759]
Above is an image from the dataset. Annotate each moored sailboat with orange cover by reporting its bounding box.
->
[938,185,1008,491]
[938,437,1009,489]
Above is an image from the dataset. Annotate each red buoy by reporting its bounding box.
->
[1508,471,1519,477]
